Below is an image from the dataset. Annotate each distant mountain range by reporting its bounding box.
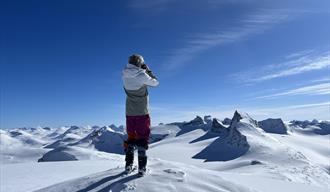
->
[1,110,329,191]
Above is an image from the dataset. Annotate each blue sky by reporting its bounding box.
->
[1,0,329,128]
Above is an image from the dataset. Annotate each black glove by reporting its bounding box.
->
[141,64,157,79]
[146,70,157,79]
[141,64,149,70]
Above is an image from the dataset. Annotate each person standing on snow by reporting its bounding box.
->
[122,54,159,176]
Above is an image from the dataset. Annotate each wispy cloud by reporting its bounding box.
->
[163,9,294,71]
[234,50,330,83]
[282,102,330,109]
[311,76,330,83]
[285,49,315,59]
[253,53,329,82]
[254,83,330,99]
[243,102,330,121]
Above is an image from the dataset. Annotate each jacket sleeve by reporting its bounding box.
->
[146,70,157,79]
[140,71,159,87]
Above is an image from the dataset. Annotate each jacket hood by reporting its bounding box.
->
[122,64,145,78]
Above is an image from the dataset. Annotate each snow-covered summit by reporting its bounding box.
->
[185,115,205,126]
[109,124,125,133]
[44,126,92,149]
[258,118,288,134]
[210,118,228,133]
[222,117,232,125]
[193,111,250,161]
[38,126,125,162]
[71,126,125,154]
[55,125,91,140]
[289,120,330,135]
[8,129,46,147]
[204,115,212,124]
[231,110,258,127]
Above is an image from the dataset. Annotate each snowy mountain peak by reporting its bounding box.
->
[109,124,124,133]
[42,127,51,131]
[289,120,330,135]
[56,125,91,139]
[71,125,80,129]
[69,126,125,154]
[211,118,228,134]
[231,110,258,127]
[187,116,205,126]
[204,115,212,124]
[222,117,232,125]
[226,112,250,149]
[89,127,107,138]
[91,125,100,129]
[311,119,319,124]
[258,118,288,134]
[87,126,117,138]
[8,129,46,147]
[192,112,250,162]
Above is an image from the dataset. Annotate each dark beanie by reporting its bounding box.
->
[128,54,144,66]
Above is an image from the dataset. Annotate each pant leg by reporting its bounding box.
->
[126,116,137,139]
[125,115,150,150]
[124,116,137,167]
[137,146,147,170]
[124,116,138,147]
[135,114,151,141]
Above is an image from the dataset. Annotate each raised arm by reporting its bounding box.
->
[140,71,159,87]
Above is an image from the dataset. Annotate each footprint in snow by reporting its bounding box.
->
[110,182,137,192]
[163,169,186,182]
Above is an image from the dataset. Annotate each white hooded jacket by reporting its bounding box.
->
[122,64,159,90]
[122,64,159,116]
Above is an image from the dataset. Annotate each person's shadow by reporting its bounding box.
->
[76,171,139,192]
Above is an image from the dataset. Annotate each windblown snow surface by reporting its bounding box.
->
[0,111,329,192]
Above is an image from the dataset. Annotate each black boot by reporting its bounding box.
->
[138,155,147,176]
[125,145,135,172]
[138,146,147,176]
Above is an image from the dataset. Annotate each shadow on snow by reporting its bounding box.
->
[192,137,249,162]
[76,171,139,192]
